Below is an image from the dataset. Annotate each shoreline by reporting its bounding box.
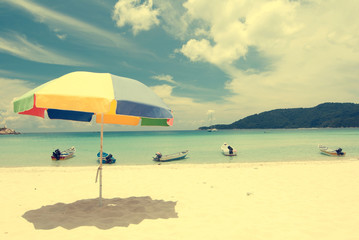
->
[1,160,359,240]
[9,126,359,134]
[1,157,358,169]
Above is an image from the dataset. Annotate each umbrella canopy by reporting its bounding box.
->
[13,71,173,205]
[13,71,173,126]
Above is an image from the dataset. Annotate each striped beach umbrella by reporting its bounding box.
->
[13,71,173,204]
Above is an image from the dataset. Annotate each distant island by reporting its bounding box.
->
[0,126,20,135]
[199,102,359,130]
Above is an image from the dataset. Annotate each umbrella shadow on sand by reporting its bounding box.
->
[22,196,178,229]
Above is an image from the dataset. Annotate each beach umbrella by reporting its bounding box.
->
[13,71,173,205]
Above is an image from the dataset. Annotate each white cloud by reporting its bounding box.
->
[151,0,190,40]
[56,34,67,40]
[0,77,34,103]
[150,84,238,129]
[170,0,359,121]
[151,84,192,104]
[0,32,84,65]
[152,74,178,85]
[179,0,299,65]
[113,0,160,35]
[150,84,205,128]
[140,0,359,128]
[3,0,132,49]
[0,77,33,128]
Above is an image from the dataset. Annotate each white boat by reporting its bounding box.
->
[153,150,189,162]
[207,111,218,132]
[318,144,345,156]
[221,143,237,156]
[51,146,76,160]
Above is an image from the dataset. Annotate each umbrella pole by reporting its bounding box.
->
[99,113,104,206]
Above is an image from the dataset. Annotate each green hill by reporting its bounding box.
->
[199,103,359,130]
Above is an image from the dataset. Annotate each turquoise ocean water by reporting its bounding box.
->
[0,128,358,167]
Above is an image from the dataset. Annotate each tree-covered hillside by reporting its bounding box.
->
[199,103,359,130]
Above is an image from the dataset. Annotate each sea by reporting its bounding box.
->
[0,128,358,167]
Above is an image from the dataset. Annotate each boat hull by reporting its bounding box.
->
[153,150,189,162]
[320,150,346,156]
[51,155,74,160]
[208,128,217,132]
[97,152,116,164]
[222,151,237,156]
[97,158,116,164]
[221,143,237,156]
[318,145,346,156]
[51,147,75,160]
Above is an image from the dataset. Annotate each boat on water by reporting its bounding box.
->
[221,143,237,156]
[207,111,217,132]
[318,145,346,156]
[153,150,189,162]
[208,128,217,132]
[51,146,76,160]
[97,152,116,164]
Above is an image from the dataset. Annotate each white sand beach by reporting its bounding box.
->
[1,160,359,240]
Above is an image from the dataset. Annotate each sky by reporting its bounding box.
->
[1,0,358,132]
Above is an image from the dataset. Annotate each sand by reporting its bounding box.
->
[1,160,359,240]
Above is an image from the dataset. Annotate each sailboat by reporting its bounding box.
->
[208,127,217,132]
[208,111,217,132]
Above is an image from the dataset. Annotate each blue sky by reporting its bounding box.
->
[1,0,358,132]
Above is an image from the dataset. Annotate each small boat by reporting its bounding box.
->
[97,152,116,164]
[221,143,237,156]
[318,145,346,156]
[207,111,217,132]
[51,146,76,160]
[153,150,189,162]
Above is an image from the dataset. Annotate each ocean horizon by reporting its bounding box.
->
[0,128,358,167]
